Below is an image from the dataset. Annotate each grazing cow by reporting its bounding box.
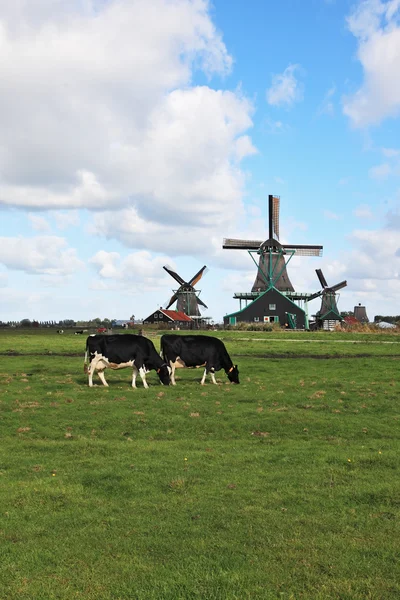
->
[160,334,239,385]
[75,330,84,335]
[57,329,64,334]
[84,334,170,388]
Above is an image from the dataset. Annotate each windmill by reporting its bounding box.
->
[163,265,208,317]
[308,269,347,329]
[223,195,323,292]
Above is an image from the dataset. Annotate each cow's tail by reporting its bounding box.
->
[83,341,89,374]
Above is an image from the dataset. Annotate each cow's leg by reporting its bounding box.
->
[97,369,109,387]
[210,368,217,385]
[131,366,138,388]
[88,364,94,387]
[200,368,207,385]
[138,367,149,389]
[170,362,177,385]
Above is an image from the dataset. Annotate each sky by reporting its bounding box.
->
[1,0,400,323]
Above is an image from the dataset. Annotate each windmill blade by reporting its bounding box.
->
[308,290,324,301]
[165,293,179,309]
[270,195,280,240]
[196,296,208,309]
[316,269,328,288]
[223,238,262,250]
[163,265,185,285]
[189,265,208,287]
[283,245,323,257]
[330,280,347,293]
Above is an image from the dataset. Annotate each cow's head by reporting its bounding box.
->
[227,365,240,384]
[157,363,171,386]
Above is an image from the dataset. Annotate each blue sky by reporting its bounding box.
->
[1,0,400,323]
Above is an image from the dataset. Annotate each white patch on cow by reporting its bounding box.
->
[109,361,134,370]
[131,364,150,388]
[87,351,110,387]
[175,356,186,368]
[168,356,187,385]
[201,367,217,385]
[97,370,109,387]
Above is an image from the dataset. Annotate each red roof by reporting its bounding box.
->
[344,316,359,325]
[161,310,193,322]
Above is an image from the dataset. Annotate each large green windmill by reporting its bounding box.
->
[223,194,323,292]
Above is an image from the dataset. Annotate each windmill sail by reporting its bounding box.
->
[314,270,347,324]
[223,195,323,294]
[164,265,208,317]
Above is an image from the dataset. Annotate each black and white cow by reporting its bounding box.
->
[75,330,84,335]
[160,334,239,385]
[84,334,170,388]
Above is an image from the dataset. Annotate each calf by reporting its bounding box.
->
[75,330,84,335]
[160,334,239,385]
[84,334,170,388]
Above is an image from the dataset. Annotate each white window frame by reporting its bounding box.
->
[264,315,279,323]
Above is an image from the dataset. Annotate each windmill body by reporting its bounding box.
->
[309,269,347,329]
[164,266,208,318]
[223,195,323,328]
[354,304,369,323]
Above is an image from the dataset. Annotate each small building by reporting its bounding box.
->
[223,288,306,329]
[112,320,135,329]
[143,308,193,329]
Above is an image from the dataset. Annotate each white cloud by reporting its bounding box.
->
[262,118,289,134]
[323,210,341,220]
[343,228,400,280]
[53,210,80,230]
[369,163,391,178]
[353,204,374,218]
[266,64,303,107]
[0,236,84,276]
[0,0,253,237]
[28,214,51,232]
[382,147,400,157]
[317,85,336,116]
[344,0,400,126]
[89,250,175,292]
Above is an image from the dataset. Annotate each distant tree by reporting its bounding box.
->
[59,319,76,327]
[20,319,32,327]
[340,311,354,318]
[374,315,400,324]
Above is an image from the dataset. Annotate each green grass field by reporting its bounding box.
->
[0,329,399,599]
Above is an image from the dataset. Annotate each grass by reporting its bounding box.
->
[0,329,399,599]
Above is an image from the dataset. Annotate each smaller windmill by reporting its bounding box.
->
[309,269,347,329]
[163,265,208,317]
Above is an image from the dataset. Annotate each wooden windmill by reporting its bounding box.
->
[223,195,323,292]
[163,265,208,317]
[309,269,347,329]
